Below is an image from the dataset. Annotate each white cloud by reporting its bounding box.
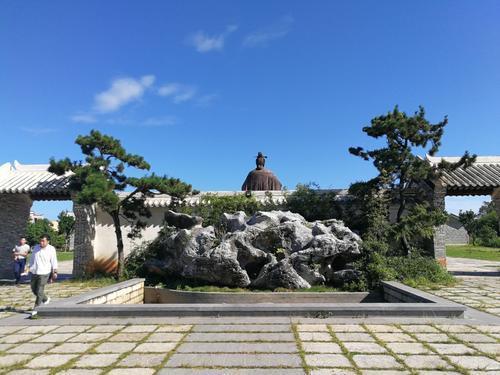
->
[141,116,177,127]
[196,93,218,107]
[70,113,97,123]
[158,83,197,103]
[187,25,238,53]
[20,127,57,135]
[93,75,155,113]
[243,15,294,47]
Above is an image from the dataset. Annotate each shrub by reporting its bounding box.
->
[362,251,455,289]
[285,183,341,221]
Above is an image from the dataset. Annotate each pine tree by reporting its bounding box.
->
[49,130,192,278]
[349,106,475,254]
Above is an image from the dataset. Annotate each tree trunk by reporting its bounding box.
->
[111,210,124,280]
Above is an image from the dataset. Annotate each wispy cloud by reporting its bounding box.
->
[20,127,57,135]
[187,25,238,53]
[94,75,155,113]
[158,83,197,103]
[141,116,177,127]
[243,15,294,47]
[196,93,218,107]
[70,113,97,124]
[102,116,177,127]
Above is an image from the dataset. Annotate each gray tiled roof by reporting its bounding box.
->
[0,161,70,197]
[427,155,500,194]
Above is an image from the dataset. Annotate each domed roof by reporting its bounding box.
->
[241,152,282,191]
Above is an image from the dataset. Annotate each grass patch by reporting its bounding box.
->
[446,245,500,261]
[57,251,74,262]
[63,276,117,288]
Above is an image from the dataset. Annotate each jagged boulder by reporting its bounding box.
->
[149,210,362,289]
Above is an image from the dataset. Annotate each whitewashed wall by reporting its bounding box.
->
[91,190,294,264]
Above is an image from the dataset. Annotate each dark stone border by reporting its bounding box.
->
[36,279,466,318]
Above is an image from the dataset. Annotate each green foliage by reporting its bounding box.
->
[446,245,500,261]
[346,179,391,246]
[180,193,265,226]
[362,251,455,289]
[57,252,74,262]
[25,219,65,249]
[285,183,341,221]
[57,211,75,251]
[349,105,475,254]
[459,201,499,247]
[49,129,192,278]
[458,210,477,244]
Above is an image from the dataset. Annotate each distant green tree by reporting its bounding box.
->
[26,219,65,249]
[349,106,475,254]
[458,210,478,245]
[459,201,499,247]
[57,211,75,251]
[49,130,192,278]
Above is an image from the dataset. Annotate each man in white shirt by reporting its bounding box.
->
[29,234,58,308]
[12,237,30,284]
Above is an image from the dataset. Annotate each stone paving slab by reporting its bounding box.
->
[1,271,500,373]
[176,342,297,353]
[158,369,306,375]
[185,332,295,342]
[301,342,342,353]
[165,353,303,367]
[305,354,352,367]
[192,324,291,332]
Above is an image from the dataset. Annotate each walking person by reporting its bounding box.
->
[12,237,30,284]
[29,234,58,309]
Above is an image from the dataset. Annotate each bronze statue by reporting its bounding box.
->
[242,152,282,191]
[256,152,267,170]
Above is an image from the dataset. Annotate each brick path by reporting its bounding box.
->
[428,276,500,317]
[0,280,102,320]
[0,257,499,373]
[0,322,499,374]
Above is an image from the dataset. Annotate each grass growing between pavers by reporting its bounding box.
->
[446,245,500,261]
[361,324,417,375]
[432,324,500,361]
[292,323,312,375]
[326,325,361,375]
[397,324,468,375]
[1,323,499,373]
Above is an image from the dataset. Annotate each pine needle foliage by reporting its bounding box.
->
[49,130,192,278]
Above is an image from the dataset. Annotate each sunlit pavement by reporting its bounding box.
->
[0,258,499,373]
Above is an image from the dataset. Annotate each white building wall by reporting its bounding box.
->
[92,190,295,264]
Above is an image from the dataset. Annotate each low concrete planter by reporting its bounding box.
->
[145,288,383,304]
[36,278,466,318]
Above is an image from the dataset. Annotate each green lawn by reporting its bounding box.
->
[446,245,500,261]
[57,251,74,262]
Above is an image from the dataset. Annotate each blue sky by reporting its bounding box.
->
[1,1,499,219]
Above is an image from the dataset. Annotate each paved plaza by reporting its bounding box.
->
[0,258,499,374]
[426,258,500,318]
[0,320,499,374]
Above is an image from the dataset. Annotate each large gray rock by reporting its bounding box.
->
[150,210,362,289]
[252,259,311,289]
[165,210,203,229]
